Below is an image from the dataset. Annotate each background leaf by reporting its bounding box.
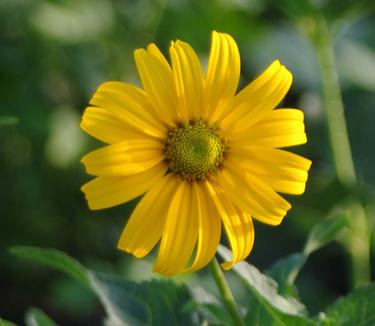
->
[0,116,19,127]
[320,284,375,325]
[304,213,348,256]
[266,253,307,297]
[0,319,18,326]
[25,308,60,326]
[266,212,349,300]
[11,246,200,326]
[10,247,89,287]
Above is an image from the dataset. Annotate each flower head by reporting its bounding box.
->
[81,31,311,275]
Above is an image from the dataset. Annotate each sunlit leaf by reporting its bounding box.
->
[245,293,316,326]
[218,245,307,317]
[25,308,60,326]
[320,284,375,325]
[304,213,348,256]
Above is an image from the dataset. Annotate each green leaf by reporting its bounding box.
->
[0,319,18,326]
[187,286,231,325]
[266,253,307,297]
[321,284,375,325]
[304,213,348,256]
[89,273,196,326]
[0,116,19,127]
[217,245,307,317]
[89,273,151,326]
[245,293,316,326]
[11,246,199,326]
[10,246,89,287]
[25,308,60,326]
[266,213,349,300]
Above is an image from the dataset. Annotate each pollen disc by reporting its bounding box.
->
[165,121,226,180]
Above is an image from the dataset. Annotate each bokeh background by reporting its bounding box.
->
[1,0,375,324]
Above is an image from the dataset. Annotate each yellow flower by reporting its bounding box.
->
[81,31,311,275]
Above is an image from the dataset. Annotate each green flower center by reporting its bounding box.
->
[165,121,226,180]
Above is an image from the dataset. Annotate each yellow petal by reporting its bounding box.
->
[170,40,204,121]
[206,180,254,269]
[261,108,304,123]
[134,47,179,126]
[146,43,171,72]
[81,140,164,176]
[81,162,167,210]
[118,174,178,258]
[228,146,311,195]
[217,163,291,226]
[153,181,198,275]
[90,85,167,139]
[187,182,221,272]
[219,61,292,133]
[205,31,240,122]
[97,81,150,108]
[80,106,145,144]
[229,109,307,147]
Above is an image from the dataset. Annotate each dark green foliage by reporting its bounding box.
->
[11,246,200,325]
[321,284,375,325]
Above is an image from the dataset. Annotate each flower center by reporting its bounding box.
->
[165,121,226,180]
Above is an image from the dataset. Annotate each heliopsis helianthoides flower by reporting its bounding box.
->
[80,31,311,275]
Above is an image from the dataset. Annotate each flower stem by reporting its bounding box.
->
[346,203,371,288]
[313,17,357,187]
[311,16,371,288]
[209,258,245,326]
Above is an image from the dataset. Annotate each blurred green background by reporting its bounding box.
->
[1,0,375,324]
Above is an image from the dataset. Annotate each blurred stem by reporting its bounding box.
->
[311,16,371,288]
[313,17,357,187]
[345,203,371,288]
[209,258,245,326]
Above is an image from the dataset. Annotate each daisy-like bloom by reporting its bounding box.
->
[81,31,311,275]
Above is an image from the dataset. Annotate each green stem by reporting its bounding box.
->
[313,17,357,187]
[209,258,245,326]
[345,203,371,288]
[311,16,371,288]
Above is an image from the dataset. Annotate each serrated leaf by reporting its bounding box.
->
[25,308,60,326]
[10,246,89,287]
[304,213,348,256]
[266,253,307,297]
[321,284,375,325]
[0,116,19,127]
[218,245,307,317]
